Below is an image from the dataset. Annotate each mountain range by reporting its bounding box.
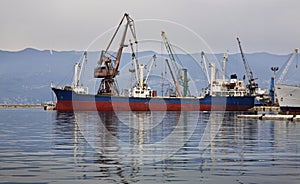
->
[0,48,291,104]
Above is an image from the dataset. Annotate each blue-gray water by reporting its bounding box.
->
[0,109,299,184]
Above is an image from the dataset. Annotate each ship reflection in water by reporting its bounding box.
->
[58,111,299,183]
[74,111,207,165]
[0,110,299,183]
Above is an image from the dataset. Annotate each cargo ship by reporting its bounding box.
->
[52,84,255,112]
[51,13,255,112]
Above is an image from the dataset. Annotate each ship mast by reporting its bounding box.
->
[73,51,87,88]
[200,51,211,84]
[221,53,228,81]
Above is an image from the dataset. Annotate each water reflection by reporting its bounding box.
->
[74,111,200,165]
[49,111,300,183]
[200,118,300,183]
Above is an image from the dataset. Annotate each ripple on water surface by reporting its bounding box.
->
[0,109,299,183]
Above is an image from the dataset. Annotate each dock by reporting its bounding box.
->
[237,114,300,121]
[249,106,280,113]
[0,104,56,110]
[238,106,300,121]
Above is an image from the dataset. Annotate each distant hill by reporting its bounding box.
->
[0,48,289,104]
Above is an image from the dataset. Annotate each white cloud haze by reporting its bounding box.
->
[0,0,299,54]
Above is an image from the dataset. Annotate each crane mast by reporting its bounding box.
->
[161,31,182,81]
[94,13,137,95]
[236,37,258,95]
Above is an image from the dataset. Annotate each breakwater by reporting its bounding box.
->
[0,104,43,108]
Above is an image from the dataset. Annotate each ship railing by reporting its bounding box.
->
[73,86,89,94]
[210,90,247,97]
[50,83,64,90]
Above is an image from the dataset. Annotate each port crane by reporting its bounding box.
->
[161,31,190,96]
[236,37,258,95]
[165,59,183,97]
[277,48,298,84]
[94,13,137,95]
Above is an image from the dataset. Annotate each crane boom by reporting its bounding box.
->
[161,30,190,96]
[161,31,181,80]
[165,59,182,97]
[236,37,258,95]
[237,37,253,81]
[277,48,298,84]
[113,14,137,77]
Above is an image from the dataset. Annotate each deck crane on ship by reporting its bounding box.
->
[128,38,156,98]
[161,31,190,97]
[94,13,138,96]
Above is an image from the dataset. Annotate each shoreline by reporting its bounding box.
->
[0,104,43,109]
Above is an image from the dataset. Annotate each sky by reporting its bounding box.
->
[0,0,299,54]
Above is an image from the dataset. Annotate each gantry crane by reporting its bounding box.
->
[94,13,137,95]
[236,37,258,95]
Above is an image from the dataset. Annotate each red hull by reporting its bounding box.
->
[52,88,255,112]
[56,100,253,112]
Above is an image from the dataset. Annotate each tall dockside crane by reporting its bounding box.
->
[236,37,258,95]
[94,13,137,95]
[277,48,299,84]
[161,31,190,97]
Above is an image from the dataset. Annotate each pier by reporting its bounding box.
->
[249,106,280,113]
[238,106,300,121]
[237,114,300,121]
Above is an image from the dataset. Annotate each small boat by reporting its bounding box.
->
[43,102,56,111]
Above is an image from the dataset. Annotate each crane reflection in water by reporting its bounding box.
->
[73,111,209,165]
[50,111,300,183]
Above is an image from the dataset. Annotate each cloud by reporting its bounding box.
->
[0,0,299,54]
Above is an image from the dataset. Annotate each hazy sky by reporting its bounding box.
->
[0,0,299,54]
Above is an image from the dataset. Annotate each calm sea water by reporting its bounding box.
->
[0,109,299,184]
